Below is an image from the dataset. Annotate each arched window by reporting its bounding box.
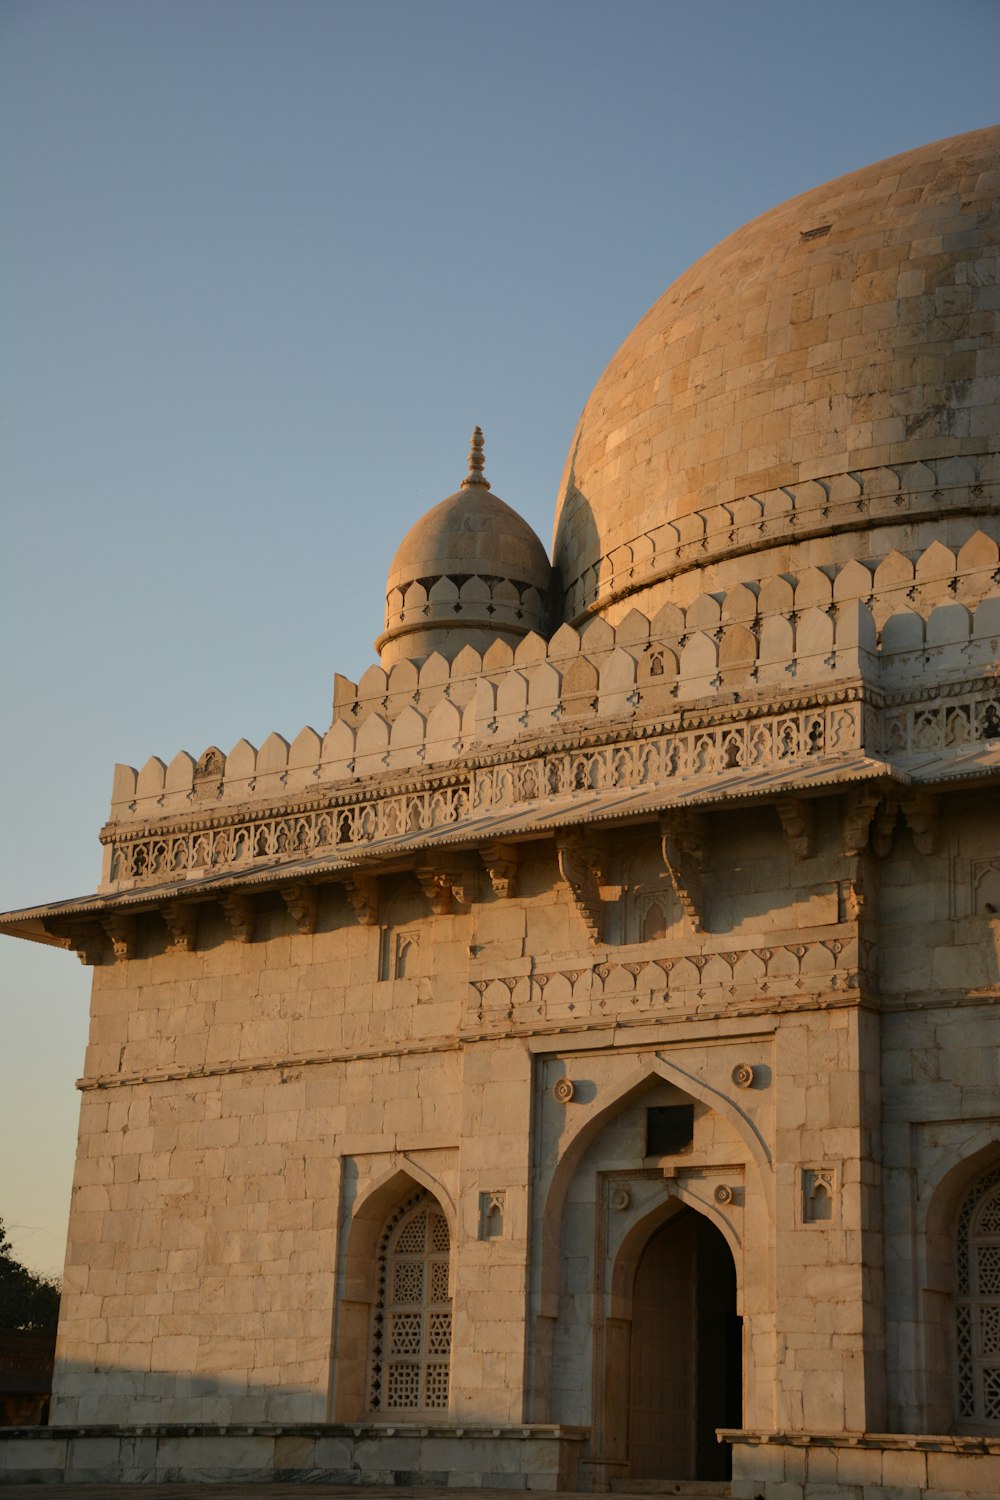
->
[956,1163,1000,1426]
[369,1191,452,1415]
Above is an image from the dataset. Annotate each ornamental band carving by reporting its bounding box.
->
[106,700,866,887]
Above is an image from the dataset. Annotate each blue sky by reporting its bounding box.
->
[2,0,998,1276]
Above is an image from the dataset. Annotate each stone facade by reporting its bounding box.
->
[2,128,999,1496]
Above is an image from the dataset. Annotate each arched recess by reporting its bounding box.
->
[332,1162,455,1421]
[920,1139,1000,1433]
[597,1198,742,1482]
[537,1056,770,1318]
[530,1056,768,1434]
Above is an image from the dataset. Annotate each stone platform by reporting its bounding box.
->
[0,1425,587,1492]
[0,1489,720,1500]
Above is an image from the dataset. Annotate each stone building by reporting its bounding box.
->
[1,126,999,1496]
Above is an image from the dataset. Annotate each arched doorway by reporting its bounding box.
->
[628,1208,741,1480]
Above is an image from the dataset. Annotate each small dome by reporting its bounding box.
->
[377,429,552,665]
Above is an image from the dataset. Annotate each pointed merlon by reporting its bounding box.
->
[461,426,490,489]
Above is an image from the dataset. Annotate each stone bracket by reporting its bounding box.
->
[871,791,900,859]
[841,785,900,858]
[101,915,137,961]
[481,841,519,898]
[283,882,320,934]
[343,873,379,927]
[775,796,816,859]
[54,920,106,966]
[900,790,939,854]
[221,893,255,944]
[556,830,605,942]
[415,861,476,916]
[163,901,198,952]
[659,810,708,933]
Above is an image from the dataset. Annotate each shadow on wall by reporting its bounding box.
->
[551,434,601,622]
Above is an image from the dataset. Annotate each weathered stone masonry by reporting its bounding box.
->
[2,127,999,1497]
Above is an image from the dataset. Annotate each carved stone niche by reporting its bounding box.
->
[555,829,605,942]
[659,810,708,933]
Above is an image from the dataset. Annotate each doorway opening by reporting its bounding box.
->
[628,1208,741,1480]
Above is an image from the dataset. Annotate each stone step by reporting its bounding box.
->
[609,1483,732,1497]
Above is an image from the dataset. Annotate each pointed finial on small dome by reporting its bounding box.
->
[461,426,490,489]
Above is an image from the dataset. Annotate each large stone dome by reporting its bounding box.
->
[553,125,1000,625]
[378,428,552,665]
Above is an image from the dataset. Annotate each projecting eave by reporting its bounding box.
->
[4,743,997,953]
[0,752,909,948]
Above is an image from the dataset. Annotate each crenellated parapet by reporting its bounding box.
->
[560,454,1000,623]
[106,529,999,835]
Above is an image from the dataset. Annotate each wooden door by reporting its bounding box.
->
[629,1212,698,1478]
[627,1210,740,1480]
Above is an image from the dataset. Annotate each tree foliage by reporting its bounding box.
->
[0,1219,60,1332]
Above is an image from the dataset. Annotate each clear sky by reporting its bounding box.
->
[2,0,998,1278]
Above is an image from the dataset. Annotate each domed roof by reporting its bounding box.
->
[378,429,552,665]
[553,125,1000,624]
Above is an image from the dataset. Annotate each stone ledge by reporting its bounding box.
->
[720,1429,1000,1452]
[722,1430,1000,1500]
[0,1423,590,1491]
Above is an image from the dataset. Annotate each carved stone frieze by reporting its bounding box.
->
[481,842,519,898]
[556,830,605,942]
[660,810,708,933]
[100,681,996,893]
[465,930,862,1026]
[882,680,1000,754]
[103,697,870,887]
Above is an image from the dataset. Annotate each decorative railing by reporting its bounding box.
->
[107,700,864,885]
[104,680,999,889]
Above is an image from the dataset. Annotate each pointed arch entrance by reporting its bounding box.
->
[627,1207,741,1480]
